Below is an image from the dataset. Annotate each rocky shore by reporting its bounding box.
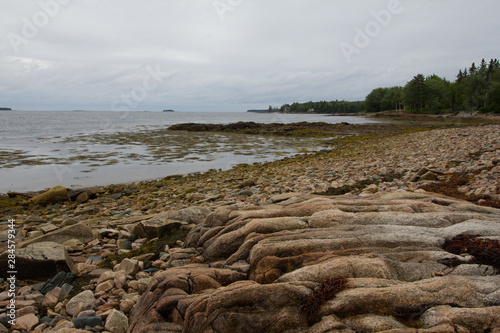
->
[1,121,500,332]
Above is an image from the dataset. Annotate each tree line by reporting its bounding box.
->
[280,100,365,114]
[279,59,500,114]
[365,58,500,113]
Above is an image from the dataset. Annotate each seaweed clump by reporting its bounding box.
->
[443,235,500,273]
[301,276,347,326]
[420,172,500,208]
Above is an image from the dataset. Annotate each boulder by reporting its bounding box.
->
[72,316,103,329]
[183,281,310,333]
[132,207,211,239]
[126,192,500,332]
[115,258,140,276]
[127,267,246,332]
[0,242,75,279]
[420,305,500,331]
[105,309,128,333]
[133,219,183,239]
[31,185,69,205]
[18,223,94,247]
[66,290,96,317]
[13,313,39,331]
[163,206,211,224]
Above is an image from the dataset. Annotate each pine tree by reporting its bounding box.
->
[469,62,477,75]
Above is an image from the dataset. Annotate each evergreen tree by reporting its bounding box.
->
[404,74,426,111]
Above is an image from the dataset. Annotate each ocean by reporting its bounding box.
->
[0,111,380,193]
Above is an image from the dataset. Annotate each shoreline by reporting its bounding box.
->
[0,119,499,331]
[2,118,499,215]
[3,113,499,196]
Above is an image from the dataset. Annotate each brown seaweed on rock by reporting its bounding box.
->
[443,234,500,273]
[301,276,347,326]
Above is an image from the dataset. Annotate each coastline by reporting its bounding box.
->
[0,117,499,332]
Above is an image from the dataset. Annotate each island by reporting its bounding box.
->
[0,107,12,111]
[163,109,175,112]
[247,109,269,113]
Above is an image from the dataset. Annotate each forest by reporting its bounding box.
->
[280,59,500,114]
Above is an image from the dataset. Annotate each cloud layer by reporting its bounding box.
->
[1,0,499,111]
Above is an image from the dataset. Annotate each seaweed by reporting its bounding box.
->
[420,172,500,209]
[443,235,500,273]
[301,276,347,326]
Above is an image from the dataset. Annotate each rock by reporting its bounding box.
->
[96,280,114,293]
[128,267,246,332]
[31,185,69,205]
[53,319,75,330]
[59,283,74,299]
[183,281,310,332]
[74,263,96,276]
[420,305,500,331]
[13,313,39,331]
[239,179,256,188]
[0,242,75,279]
[364,183,378,193]
[66,290,96,317]
[120,299,135,314]
[0,291,9,301]
[97,270,115,284]
[75,192,90,203]
[127,191,500,331]
[132,207,210,239]
[38,271,75,294]
[114,270,128,290]
[18,223,93,247]
[183,187,197,194]
[15,306,37,317]
[344,314,407,331]
[40,223,59,234]
[63,239,84,252]
[115,258,140,276]
[72,316,103,329]
[105,309,128,333]
[162,207,211,224]
[420,170,439,181]
[42,287,61,307]
[133,219,183,240]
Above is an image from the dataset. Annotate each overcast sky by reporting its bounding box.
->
[1,0,499,112]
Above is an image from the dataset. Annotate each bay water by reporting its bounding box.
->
[0,111,380,193]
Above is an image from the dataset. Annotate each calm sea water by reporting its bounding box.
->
[0,111,380,193]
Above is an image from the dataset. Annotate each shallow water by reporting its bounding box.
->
[0,111,381,192]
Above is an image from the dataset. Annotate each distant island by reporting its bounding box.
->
[0,107,12,111]
[247,109,269,113]
[163,109,175,112]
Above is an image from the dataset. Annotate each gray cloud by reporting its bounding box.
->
[1,0,499,111]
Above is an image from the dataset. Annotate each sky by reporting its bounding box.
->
[1,0,499,112]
